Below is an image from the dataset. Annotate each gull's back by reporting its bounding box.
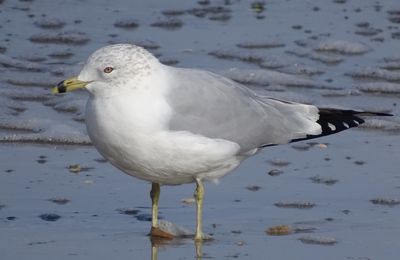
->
[165,66,322,154]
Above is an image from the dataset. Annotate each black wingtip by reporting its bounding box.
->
[288,108,392,144]
[318,109,363,134]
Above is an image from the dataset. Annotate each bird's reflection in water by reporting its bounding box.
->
[150,236,206,260]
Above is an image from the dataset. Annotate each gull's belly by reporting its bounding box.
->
[88,126,242,185]
[85,97,243,185]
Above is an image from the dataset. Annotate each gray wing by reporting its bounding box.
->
[165,67,322,153]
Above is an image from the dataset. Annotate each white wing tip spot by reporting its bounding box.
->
[353,120,360,125]
[343,122,350,128]
[328,123,336,131]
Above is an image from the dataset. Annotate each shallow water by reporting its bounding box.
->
[0,0,399,259]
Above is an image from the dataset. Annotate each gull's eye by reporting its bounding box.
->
[103,67,114,73]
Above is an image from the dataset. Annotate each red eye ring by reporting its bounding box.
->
[103,67,114,73]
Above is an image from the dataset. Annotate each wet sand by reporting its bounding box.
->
[0,0,399,259]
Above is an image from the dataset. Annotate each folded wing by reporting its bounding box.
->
[165,67,391,153]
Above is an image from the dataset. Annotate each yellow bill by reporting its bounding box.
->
[52,77,90,94]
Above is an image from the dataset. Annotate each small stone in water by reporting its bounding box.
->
[370,198,400,206]
[68,164,81,173]
[67,164,93,173]
[268,169,284,176]
[48,198,70,205]
[266,225,293,236]
[310,176,338,185]
[299,236,337,246]
[354,160,365,165]
[181,198,195,205]
[151,220,193,239]
[274,201,316,209]
[268,159,291,167]
[39,213,61,222]
[246,185,262,191]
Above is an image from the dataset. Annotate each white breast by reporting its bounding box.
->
[85,73,242,185]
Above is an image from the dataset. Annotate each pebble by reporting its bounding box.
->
[181,198,195,205]
[310,176,338,185]
[48,198,70,205]
[299,236,337,246]
[268,159,291,167]
[266,225,294,235]
[68,164,81,173]
[39,213,61,222]
[370,198,400,206]
[251,2,265,14]
[36,159,47,164]
[67,164,93,173]
[274,201,316,209]
[354,160,366,165]
[156,220,193,238]
[235,240,245,246]
[246,185,262,191]
[266,224,317,236]
[267,169,284,176]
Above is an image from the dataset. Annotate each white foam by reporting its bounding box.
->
[314,40,370,55]
[221,68,340,90]
[0,53,45,72]
[356,82,400,94]
[346,68,400,82]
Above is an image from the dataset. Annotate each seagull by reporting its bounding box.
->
[53,44,391,240]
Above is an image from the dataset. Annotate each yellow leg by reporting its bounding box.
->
[150,182,160,228]
[151,244,158,260]
[194,178,204,241]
